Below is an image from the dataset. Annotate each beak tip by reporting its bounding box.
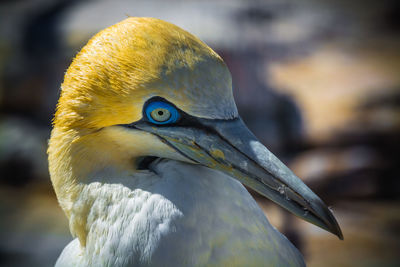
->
[331,224,344,240]
[326,208,344,240]
[334,224,344,240]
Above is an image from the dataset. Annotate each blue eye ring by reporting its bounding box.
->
[145,101,180,125]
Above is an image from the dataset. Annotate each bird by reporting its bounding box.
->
[48,17,342,267]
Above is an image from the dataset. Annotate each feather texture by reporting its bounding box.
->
[56,160,305,267]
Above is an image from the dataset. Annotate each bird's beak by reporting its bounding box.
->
[134,117,343,239]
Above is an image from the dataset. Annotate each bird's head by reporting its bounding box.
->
[48,17,342,239]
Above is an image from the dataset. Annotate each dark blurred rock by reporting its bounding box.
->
[0,116,49,186]
[0,0,80,126]
[290,126,400,202]
[220,49,304,154]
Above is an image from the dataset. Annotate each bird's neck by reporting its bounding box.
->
[48,126,185,246]
[58,159,286,266]
[49,130,303,266]
[55,158,304,266]
[48,127,134,239]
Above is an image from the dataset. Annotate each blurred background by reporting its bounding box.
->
[1,0,399,266]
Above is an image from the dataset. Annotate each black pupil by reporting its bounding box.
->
[158,110,164,116]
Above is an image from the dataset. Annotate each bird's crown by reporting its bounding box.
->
[55,17,237,132]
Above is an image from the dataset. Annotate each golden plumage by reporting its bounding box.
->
[54,17,234,131]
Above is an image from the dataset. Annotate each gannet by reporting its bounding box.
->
[48,17,342,267]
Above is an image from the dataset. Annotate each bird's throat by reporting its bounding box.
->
[57,159,303,266]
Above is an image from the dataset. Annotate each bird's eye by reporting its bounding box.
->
[151,108,171,122]
[145,101,179,125]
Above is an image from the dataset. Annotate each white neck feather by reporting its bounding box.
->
[56,160,304,267]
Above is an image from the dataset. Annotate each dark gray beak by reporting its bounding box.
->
[134,117,343,239]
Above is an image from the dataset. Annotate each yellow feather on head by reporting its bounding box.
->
[54,17,236,132]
